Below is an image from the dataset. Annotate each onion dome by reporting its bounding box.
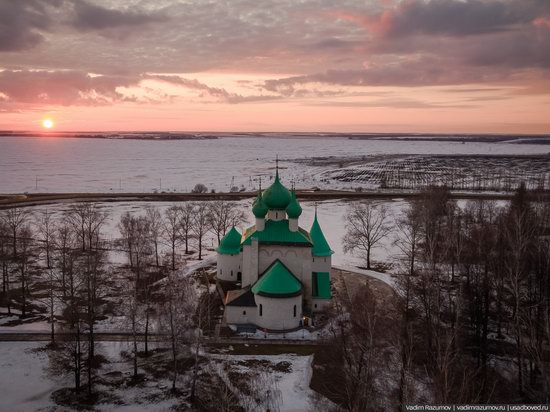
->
[216,226,242,255]
[262,171,292,210]
[286,190,302,219]
[252,192,268,218]
[252,260,302,298]
[310,210,334,257]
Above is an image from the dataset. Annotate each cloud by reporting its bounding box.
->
[306,98,474,109]
[0,0,549,103]
[0,0,59,51]
[0,70,141,106]
[333,0,549,37]
[69,0,167,38]
[262,57,517,93]
[147,75,281,104]
[0,70,283,109]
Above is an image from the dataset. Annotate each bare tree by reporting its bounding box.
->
[162,206,183,271]
[207,200,246,244]
[329,280,396,411]
[119,211,137,268]
[52,247,86,393]
[81,246,109,396]
[145,205,162,267]
[17,225,35,317]
[343,202,392,270]
[67,203,108,251]
[119,212,154,365]
[1,206,31,258]
[178,203,194,255]
[161,270,197,391]
[0,219,12,314]
[394,206,422,409]
[36,209,56,269]
[53,219,76,298]
[191,202,211,260]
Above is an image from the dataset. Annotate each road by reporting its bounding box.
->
[1,189,542,209]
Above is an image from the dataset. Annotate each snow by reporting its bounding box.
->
[211,353,327,412]
[239,328,321,341]
[276,355,317,412]
[0,342,60,411]
[0,135,545,193]
[334,265,397,290]
[0,320,50,333]
[0,341,329,411]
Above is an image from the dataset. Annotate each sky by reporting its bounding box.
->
[0,0,549,133]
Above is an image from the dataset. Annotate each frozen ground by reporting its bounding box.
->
[0,135,546,193]
[0,342,61,411]
[210,352,330,412]
[0,341,327,411]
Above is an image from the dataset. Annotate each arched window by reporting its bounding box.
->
[259,304,263,316]
[293,305,297,317]
[231,270,233,277]
[220,269,222,275]
[243,310,246,315]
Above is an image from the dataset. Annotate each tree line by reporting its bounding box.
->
[0,200,245,401]
[336,186,550,410]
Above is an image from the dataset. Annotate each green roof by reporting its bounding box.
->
[241,219,313,246]
[252,191,268,218]
[262,172,292,210]
[217,227,242,254]
[286,190,302,219]
[310,212,334,257]
[252,260,302,298]
[312,272,331,299]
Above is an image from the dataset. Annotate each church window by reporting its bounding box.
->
[259,304,263,316]
[293,305,297,317]
[243,310,246,315]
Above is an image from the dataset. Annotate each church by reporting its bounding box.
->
[216,168,333,331]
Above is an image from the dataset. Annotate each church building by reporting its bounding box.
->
[216,168,333,331]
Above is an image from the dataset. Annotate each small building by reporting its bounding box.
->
[216,168,333,331]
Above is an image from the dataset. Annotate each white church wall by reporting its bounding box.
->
[241,244,252,287]
[312,298,331,312]
[258,245,312,281]
[289,218,298,232]
[312,255,332,273]
[216,253,242,282]
[268,210,285,221]
[254,294,302,330]
[226,306,257,325]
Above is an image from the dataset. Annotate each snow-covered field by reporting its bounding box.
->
[0,135,545,193]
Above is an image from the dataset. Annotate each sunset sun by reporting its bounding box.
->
[42,118,54,129]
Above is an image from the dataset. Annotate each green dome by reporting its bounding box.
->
[310,211,334,257]
[286,191,302,219]
[252,192,268,218]
[216,227,242,255]
[252,260,302,298]
[262,173,292,210]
